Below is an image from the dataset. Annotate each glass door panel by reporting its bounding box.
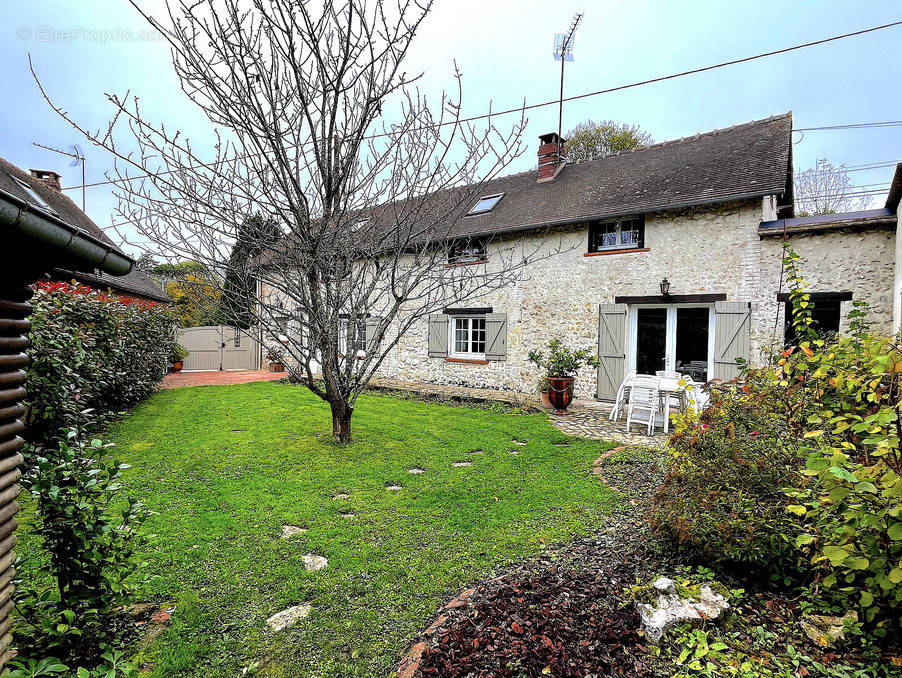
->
[636,307,667,375]
[675,307,710,382]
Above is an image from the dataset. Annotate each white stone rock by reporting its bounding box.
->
[653,577,676,594]
[266,603,312,631]
[451,461,472,467]
[637,582,729,643]
[386,485,402,491]
[280,525,307,539]
[408,467,425,474]
[333,493,350,500]
[303,554,329,571]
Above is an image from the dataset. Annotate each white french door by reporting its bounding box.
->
[627,305,715,382]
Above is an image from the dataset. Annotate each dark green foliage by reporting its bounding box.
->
[25,281,178,455]
[218,214,281,329]
[16,432,153,657]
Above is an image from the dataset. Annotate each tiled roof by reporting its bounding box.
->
[0,156,170,302]
[427,112,794,240]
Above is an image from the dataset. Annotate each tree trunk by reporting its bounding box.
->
[330,399,353,443]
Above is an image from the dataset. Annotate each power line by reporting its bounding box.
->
[60,18,902,193]
[795,120,902,132]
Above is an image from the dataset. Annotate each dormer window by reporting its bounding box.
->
[466,193,504,216]
[13,177,57,216]
[448,238,487,265]
[588,216,645,253]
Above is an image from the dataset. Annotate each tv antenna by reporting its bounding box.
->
[32,142,86,211]
[553,12,584,142]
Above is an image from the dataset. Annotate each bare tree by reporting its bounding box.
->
[35,0,554,442]
[794,159,872,216]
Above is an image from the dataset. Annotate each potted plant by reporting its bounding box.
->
[170,345,189,373]
[528,338,599,415]
[266,344,286,372]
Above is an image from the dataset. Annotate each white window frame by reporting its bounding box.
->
[589,217,644,252]
[448,238,487,265]
[466,193,505,216]
[627,304,715,379]
[448,315,487,359]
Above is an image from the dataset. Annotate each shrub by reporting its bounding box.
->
[25,281,178,453]
[775,331,902,624]
[527,337,599,377]
[15,431,153,656]
[649,388,801,571]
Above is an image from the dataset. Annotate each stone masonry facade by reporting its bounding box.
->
[259,203,897,402]
[378,198,764,399]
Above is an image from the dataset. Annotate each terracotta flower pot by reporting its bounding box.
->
[546,376,574,415]
[172,361,183,373]
[540,389,552,409]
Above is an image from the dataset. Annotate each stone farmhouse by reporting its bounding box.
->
[265,113,901,401]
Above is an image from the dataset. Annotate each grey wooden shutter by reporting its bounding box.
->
[714,301,751,381]
[597,304,628,400]
[485,313,508,361]
[365,317,381,353]
[427,314,449,357]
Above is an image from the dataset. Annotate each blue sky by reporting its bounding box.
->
[2,1,900,253]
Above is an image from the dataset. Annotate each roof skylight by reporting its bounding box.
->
[13,177,57,216]
[466,192,504,216]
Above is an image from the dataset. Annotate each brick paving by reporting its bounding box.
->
[161,369,284,389]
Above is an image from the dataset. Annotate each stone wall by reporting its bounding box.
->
[756,226,897,347]
[377,199,768,399]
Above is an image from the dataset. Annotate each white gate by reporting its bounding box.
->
[178,326,261,371]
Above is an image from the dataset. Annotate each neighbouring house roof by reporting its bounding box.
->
[426,112,794,241]
[759,208,897,237]
[0,156,170,302]
[759,163,902,237]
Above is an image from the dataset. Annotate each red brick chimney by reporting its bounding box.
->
[29,169,62,192]
[537,132,567,183]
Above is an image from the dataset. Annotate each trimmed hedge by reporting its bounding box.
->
[25,281,178,452]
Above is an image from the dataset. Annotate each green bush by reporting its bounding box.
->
[16,431,153,656]
[16,432,150,655]
[25,281,178,453]
[649,388,801,571]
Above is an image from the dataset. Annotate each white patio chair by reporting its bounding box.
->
[626,375,661,435]
[609,370,636,421]
[657,370,686,429]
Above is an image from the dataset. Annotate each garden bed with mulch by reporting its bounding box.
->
[399,446,674,677]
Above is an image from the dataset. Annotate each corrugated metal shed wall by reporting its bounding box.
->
[0,277,29,665]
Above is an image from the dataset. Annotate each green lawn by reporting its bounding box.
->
[20,382,617,677]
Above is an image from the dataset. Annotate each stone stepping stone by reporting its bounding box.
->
[512,440,527,446]
[332,493,350,500]
[303,553,329,571]
[266,603,312,631]
[468,449,485,455]
[509,450,519,456]
[408,467,425,474]
[451,461,472,467]
[386,484,402,491]
[340,513,355,519]
[280,525,307,539]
